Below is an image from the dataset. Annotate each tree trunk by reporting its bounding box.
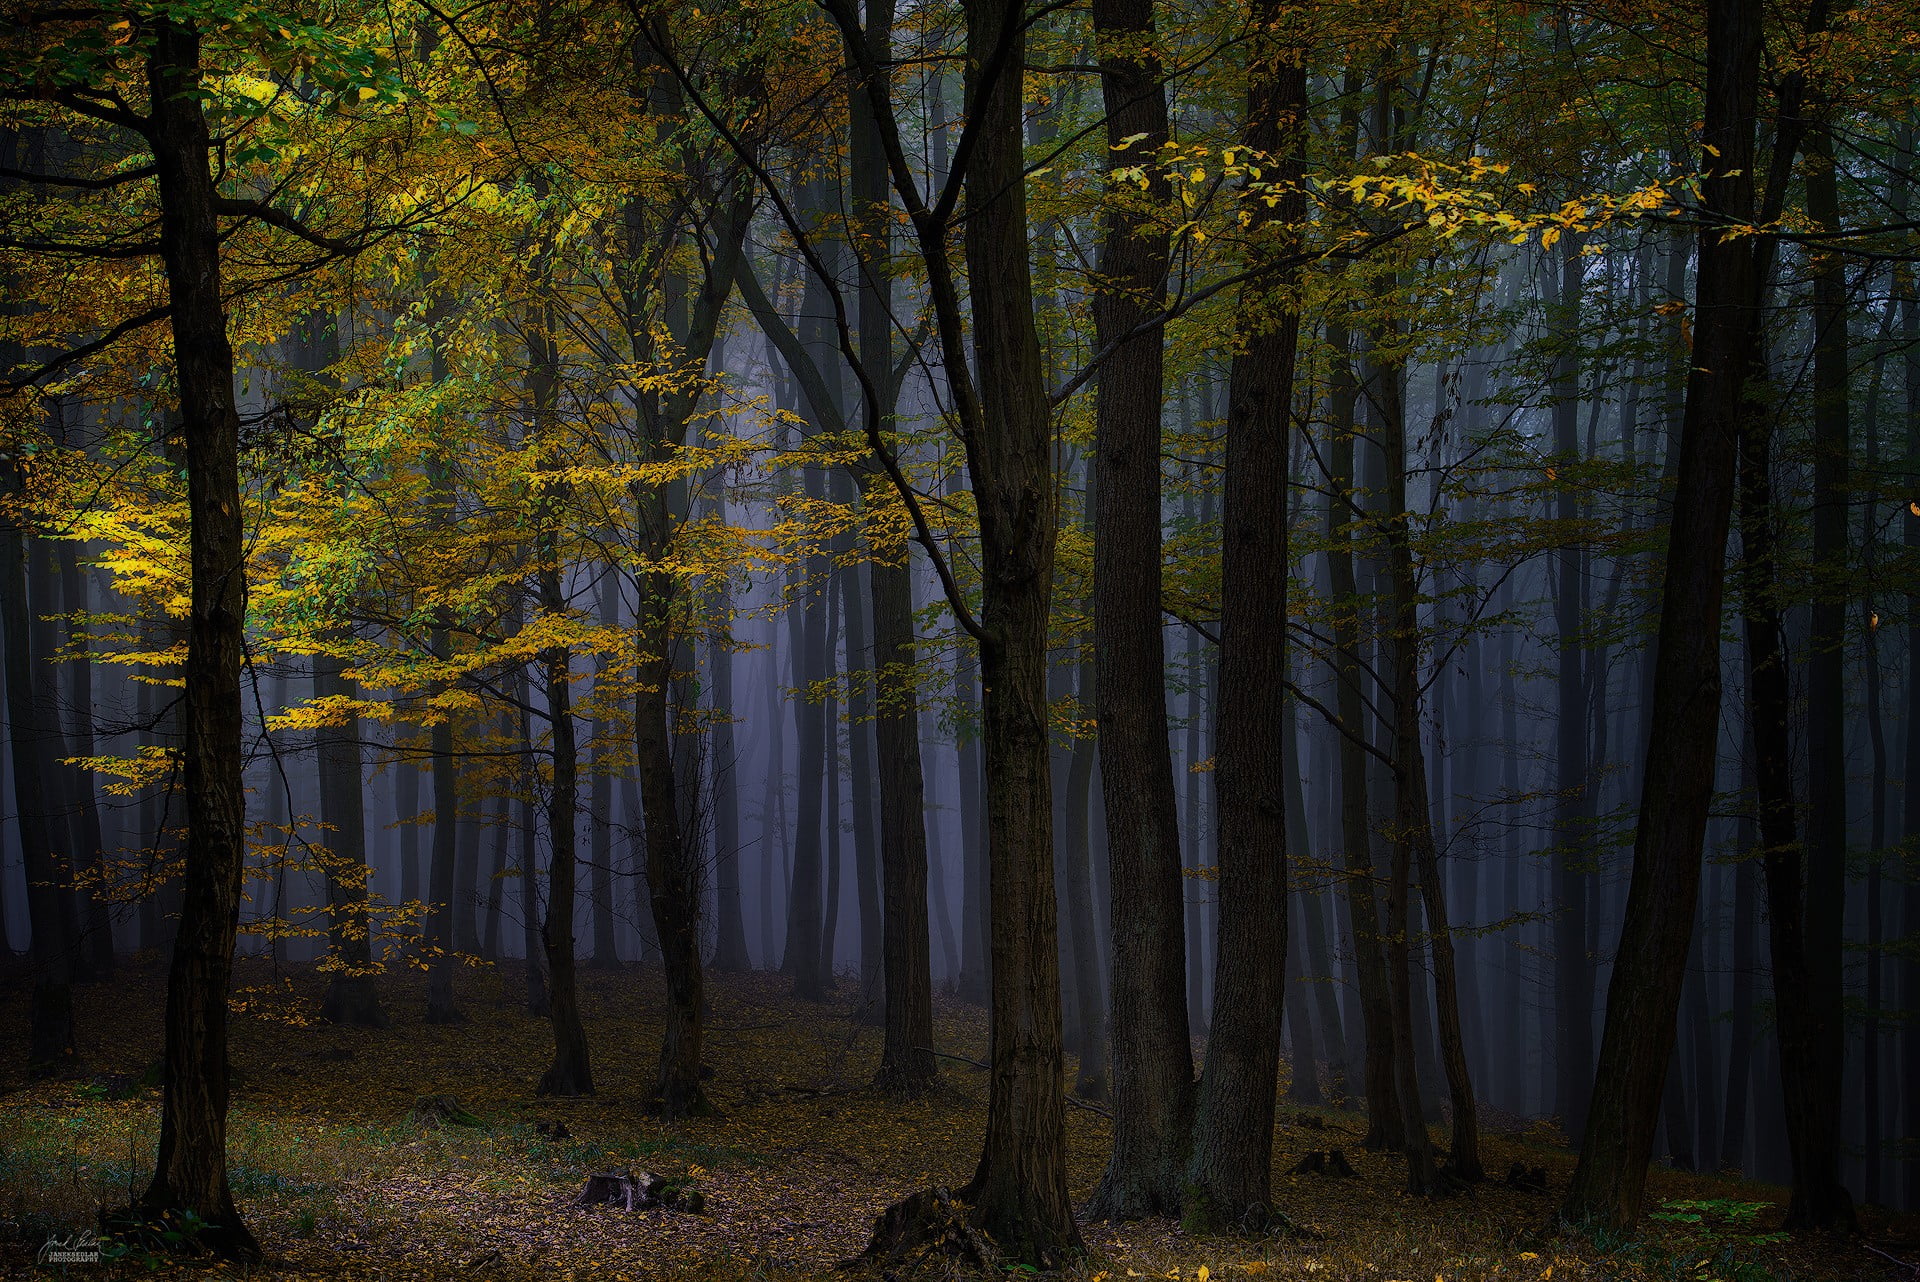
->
[1544,236,1595,1144]
[1561,0,1762,1229]
[314,647,384,1026]
[530,301,592,1096]
[516,665,549,1017]
[708,509,750,972]
[949,0,1078,1260]
[424,685,462,1024]
[782,470,830,998]
[954,651,989,1005]
[1059,653,1108,1102]
[1,456,75,1071]
[1787,119,1855,1232]
[138,19,258,1256]
[56,537,114,978]
[1900,115,1920,1215]
[1721,775,1756,1171]
[589,580,620,969]
[1373,324,1442,1197]
[1083,0,1192,1220]
[1183,5,1303,1227]
[840,548,884,1022]
[1327,318,1403,1151]
[397,748,421,909]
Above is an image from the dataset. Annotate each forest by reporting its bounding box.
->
[0,0,1918,1276]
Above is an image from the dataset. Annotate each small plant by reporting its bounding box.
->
[1643,1200,1787,1282]
[1647,1199,1787,1246]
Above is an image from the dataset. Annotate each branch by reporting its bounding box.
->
[214,197,362,255]
[0,163,155,190]
[2,303,172,391]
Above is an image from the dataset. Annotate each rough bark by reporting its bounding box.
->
[1327,318,1403,1151]
[1561,0,1762,1229]
[137,19,258,1256]
[1084,0,1192,1221]
[950,0,1079,1260]
[1183,4,1303,1228]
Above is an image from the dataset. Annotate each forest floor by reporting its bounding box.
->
[0,959,1912,1281]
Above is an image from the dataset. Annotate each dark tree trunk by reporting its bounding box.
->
[1183,6,1304,1227]
[948,0,1079,1260]
[1544,237,1594,1145]
[1721,777,1756,1170]
[820,581,845,987]
[1285,894,1321,1105]
[530,303,592,1098]
[424,683,463,1024]
[516,666,549,1017]
[838,94,940,1083]
[314,648,385,1027]
[840,547,885,1023]
[55,537,113,978]
[637,594,705,1115]
[138,19,258,1256]
[1084,0,1192,1221]
[1373,328,1442,1197]
[708,521,750,972]
[1,456,75,1072]
[1561,0,1762,1229]
[1413,775,1480,1182]
[1742,376,1853,1225]
[1859,309,1892,1207]
[782,481,830,999]
[1059,650,1107,1102]
[397,748,421,909]
[954,652,989,1005]
[1327,319,1403,1151]
[538,632,592,1095]
[626,176,747,1119]
[1789,120,1855,1232]
[869,526,937,1091]
[589,583,620,970]
[482,784,508,963]
[1900,117,1920,1215]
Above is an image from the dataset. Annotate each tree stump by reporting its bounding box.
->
[407,1095,484,1128]
[851,1187,998,1274]
[575,1171,665,1211]
[1504,1162,1549,1193]
[1325,1149,1359,1179]
[1287,1151,1327,1176]
[571,1171,707,1214]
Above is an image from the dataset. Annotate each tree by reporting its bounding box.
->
[1183,0,1307,1230]
[1562,0,1764,1231]
[1084,0,1193,1221]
